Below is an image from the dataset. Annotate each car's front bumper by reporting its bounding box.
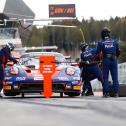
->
[3,81,82,94]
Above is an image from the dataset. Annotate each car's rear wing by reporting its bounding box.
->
[15,46,58,52]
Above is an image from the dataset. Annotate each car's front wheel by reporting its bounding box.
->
[64,92,80,97]
[4,92,20,96]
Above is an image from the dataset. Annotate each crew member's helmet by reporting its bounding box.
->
[101,27,111,39]
[80,43,88,51]
[6,42,15,51]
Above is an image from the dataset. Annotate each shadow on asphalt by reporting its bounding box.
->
[2,95,80,99]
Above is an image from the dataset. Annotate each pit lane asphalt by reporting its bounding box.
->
[0,93,126,126]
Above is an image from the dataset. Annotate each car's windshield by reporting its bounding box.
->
[19,52,66,66]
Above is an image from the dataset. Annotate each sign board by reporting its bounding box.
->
[39,56,55,98]
[49,4,76,18]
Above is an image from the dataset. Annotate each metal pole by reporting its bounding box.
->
[79,28,85,43]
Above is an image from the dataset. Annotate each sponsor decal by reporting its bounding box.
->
[58,77,69,81]
[16,77,26,81]
[5,81,13,84]
[34,76,43,80]
[4,77,12,80]
[84,52,92,57]
[31,70,40,74]
[105,44,114,48]
[73,77,80,80]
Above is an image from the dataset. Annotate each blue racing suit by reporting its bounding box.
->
[0,47,17,91]
[80,48,103,93]
[96,38,120,95]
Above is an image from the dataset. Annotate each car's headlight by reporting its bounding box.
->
[9,66,19,75]
[66,67,75,75]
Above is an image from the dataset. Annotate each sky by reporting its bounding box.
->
[23,0,126,25]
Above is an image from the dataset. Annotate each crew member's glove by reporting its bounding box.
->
[85,60,90,64]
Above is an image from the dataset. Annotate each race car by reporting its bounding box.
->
[3,52,82,97]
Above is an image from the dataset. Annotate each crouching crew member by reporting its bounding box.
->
[79,43,103,96]
[0,43,18,97]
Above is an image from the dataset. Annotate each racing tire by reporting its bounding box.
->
[60,92,63,98]
[109,84,126,97]
[4,92,19,96]
[21,93,25,98]
[64,92,80,97]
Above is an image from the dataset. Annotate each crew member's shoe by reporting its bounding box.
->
[85,90,94,96]
[81,91,85,96]
[103,92,110,98]
[114,93,119,98]
[0,94,3,98]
